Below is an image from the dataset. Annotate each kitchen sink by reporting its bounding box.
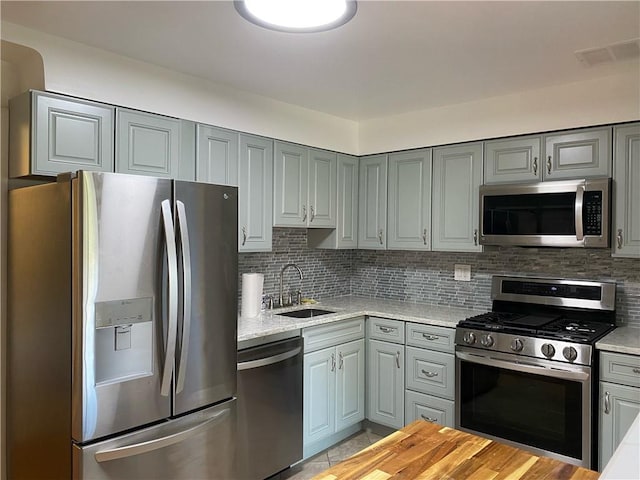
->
[277,308,335,318]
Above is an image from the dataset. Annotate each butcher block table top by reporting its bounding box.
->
[313,420,599,480]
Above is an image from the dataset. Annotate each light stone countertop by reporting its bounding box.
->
[596,326,640,356]
[237,295,487,343]
[600,412,640,480]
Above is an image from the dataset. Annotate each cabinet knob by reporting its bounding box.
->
[617,229,623,250]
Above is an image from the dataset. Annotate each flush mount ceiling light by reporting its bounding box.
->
[235,0,357,33]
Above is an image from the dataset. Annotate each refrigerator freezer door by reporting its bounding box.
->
[74,172,172,442]
[73,399,237,479]
[174,181,238,415]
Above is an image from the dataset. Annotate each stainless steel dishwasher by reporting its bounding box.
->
[237,331,303,479]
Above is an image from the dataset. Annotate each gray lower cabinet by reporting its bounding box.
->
[432,143,483,252]
[599,351,640,470]
[404,323,455,428]
[238,134,273,252]
[307,154,359,249]
[367,318,405,429]
[387,149,432,250]
[358,154,388,249]
[303,319,365,459]
[195,124,238,186]
[273,142,337,228]
[116,108,193,180]
[484,135,542,184]
[543,127,611,180]
[612,123,640,258]
[9,90,114,177]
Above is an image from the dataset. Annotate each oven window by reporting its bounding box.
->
[459,360,583,459]
[482,192,576,235]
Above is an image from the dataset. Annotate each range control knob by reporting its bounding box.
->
[563,346,578,362]
[462,332,476,345]
[510,338,524,352]
[541,343,556,358]
[480,334,495,348]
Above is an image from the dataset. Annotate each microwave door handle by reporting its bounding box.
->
[575,185,584,241]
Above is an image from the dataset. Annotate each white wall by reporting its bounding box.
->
[0,22,359,155]
[359,70,640,154]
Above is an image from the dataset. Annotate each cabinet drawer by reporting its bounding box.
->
[405,346,454,400]
[367,317,405,344]
[303,317,364,353]
[405,323,455,353]
[600,352,640,387]
[405,390,454,428]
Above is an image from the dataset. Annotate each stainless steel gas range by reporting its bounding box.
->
[455,276,616,470]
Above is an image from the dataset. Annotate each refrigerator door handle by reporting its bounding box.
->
[175,200,192,394]
[160,199,179,397]
[94,408,230,463]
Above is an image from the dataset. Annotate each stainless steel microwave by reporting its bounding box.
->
[479,177,611,248]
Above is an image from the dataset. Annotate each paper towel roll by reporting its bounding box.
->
[241,273,264,318]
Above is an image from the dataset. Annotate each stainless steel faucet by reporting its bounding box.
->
[279,263,303,307]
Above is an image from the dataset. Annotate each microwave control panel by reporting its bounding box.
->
[583,191,603,236]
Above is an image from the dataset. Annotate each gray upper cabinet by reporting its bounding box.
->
[484,136,541,184]
[238,134,273,252]
[196,125,238,186]
[612,123,640,258]
[358,154,388,249]
[273,141,336,228]
[116,108,193,180]
[387,149,432,250]
[543,127,611,180]
[9,90,115,177]
[308,154,358,249]
[308,148,337,228]
[432,143,483,252]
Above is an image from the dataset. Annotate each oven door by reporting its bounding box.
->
[455,347,592,468]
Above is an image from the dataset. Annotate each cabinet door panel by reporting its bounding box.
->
[358,155,388,249]
[304,348,335,445]
[388,149,432,250]
[484,136,541,184]
[34,93,114,175]
[238,134,273,252]
[613,123,640,258]
[308,149,337,228]
[196,125,238,186]
[367,339,404,429]
[432,143,483,252]
[336,339,365,431]
[116,109,181,178]
[274,142,308,226]
[337,155,359,247]
[599,381,640,469]
[544,128,611,180]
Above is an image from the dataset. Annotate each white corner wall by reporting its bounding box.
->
[359,70,640,154]
[0,22,359,155]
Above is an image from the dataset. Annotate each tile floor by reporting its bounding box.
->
[274,430,385,480]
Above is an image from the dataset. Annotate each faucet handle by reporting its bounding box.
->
[296,290,303,305]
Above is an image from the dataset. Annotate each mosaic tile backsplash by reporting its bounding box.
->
[239,228,640,326]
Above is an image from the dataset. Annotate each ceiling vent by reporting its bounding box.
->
[575,38,640,67]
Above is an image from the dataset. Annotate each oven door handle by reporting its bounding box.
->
[456,351,590,381]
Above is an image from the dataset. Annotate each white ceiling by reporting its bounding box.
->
[1,1,639,121]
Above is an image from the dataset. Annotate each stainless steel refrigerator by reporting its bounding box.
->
[7,171,238,479]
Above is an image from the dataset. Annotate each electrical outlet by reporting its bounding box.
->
[454,264,471,281]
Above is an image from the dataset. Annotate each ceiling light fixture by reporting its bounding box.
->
[235,0,357,33]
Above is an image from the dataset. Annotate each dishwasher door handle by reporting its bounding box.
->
[237,346,302,371]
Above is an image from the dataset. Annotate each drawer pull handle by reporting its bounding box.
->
[338,352,344,370]
[331,353,336,372]
[422,334,439,341]
[395,351,401,369]
[379,326,396,333]
[421,415,438,423]
[421,369,438,378]
[633,368,640,374]
[604,391,611,414]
